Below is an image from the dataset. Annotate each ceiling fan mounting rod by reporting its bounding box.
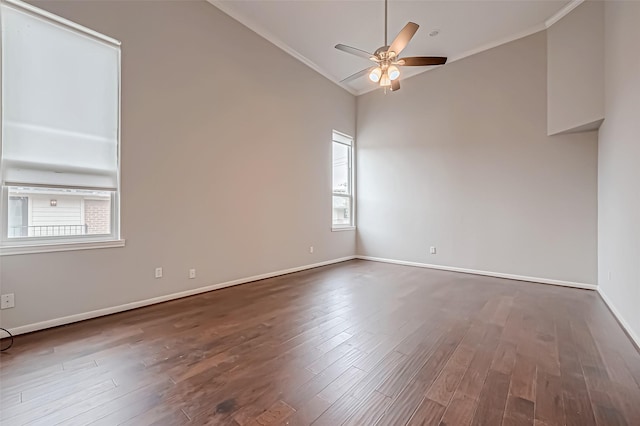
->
[384,0,388,46]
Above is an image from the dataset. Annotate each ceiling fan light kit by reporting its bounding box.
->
[335,0,448,92]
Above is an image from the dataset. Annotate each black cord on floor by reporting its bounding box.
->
[1,327,14,352]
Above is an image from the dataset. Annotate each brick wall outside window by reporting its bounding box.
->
[84,199,110,234]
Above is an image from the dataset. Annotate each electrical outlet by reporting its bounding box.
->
[430,246,437,255]
[155,267,163,279]
[309,246,314,254]
[189,268,196,279]
[1,293,15,309]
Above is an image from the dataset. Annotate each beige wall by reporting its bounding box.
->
[356,31,598,285]
[0,0,356,331]
[547,1,604,135]
[598,0,640,344]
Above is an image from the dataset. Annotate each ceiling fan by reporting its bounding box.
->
[335,0,447,92]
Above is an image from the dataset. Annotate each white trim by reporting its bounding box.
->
[206,0,357,96]
[6,255,356,335]
[0,238,126,256]
[597,288,640,350]
[356,255,597,290]
[2,0,121,46]
[545,0,585,28]
[332,226,356,232]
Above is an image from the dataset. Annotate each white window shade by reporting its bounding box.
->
[1,2,120,190]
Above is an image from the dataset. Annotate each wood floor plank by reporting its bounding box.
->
[278,396,330,426]
[439,394,478,426]
[349,350,407,400]
[243,400,295,426]
[561,373,597,426]
[0,391,21,409]
[316,366,366,404]
[1,379,117,425]
[376,323,469,425]
[406,397,446,426]
[581,365,628,426]
[490,296,514,327]
[556,318,597,426]
[352,319,424,372]
[282,355,356,409]
[534,370,564,426]
[470,370,510,426]
[510,353,537,402]
[426,342,475,406]
[490,341,517,375]
[454,324,502,400]
[376,324,449,398]
[342,390,390,426]
[310,394,360,426]
[503,395,534,426]
[119,405,190,426]
[310,350,405,425]
[28,377,171,426]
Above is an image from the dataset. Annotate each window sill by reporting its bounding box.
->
[0,239,126,256]
[332,226,356,232]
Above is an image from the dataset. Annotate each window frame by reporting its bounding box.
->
[0,0,124,256]
[331,130,356,231]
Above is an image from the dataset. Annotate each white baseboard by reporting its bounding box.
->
[7,256,356,336]
[597,288,640,350]
[356,255,597,290]
[7,254,601,336]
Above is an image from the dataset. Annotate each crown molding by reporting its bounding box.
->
[546,0,585,28]
[206,0,357,96]
[207,0,584,97]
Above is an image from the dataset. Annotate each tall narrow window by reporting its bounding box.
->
[332,131,354,230]
[1,0,122,254]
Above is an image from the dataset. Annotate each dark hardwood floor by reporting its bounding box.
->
[1,259,640,425]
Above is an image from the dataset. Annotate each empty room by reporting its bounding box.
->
[0,0,639,424]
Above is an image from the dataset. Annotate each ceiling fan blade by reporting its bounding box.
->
[391,79,400,92]
[340,67,372,83]
[388,22,419,57]
[335,44,375,60]
[398,56,448,66]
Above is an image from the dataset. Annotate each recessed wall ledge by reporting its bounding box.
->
[548,117,604,137]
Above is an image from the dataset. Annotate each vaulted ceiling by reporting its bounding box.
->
[209,0,574,95]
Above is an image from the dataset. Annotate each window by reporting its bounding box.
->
[0,0,122,254]
[6,187,112,238]
[332,131,355,230]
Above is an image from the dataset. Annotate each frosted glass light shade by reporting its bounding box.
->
[369,67,382,82]
[388,65,400,80]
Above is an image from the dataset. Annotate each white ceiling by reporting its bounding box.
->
[209,1,574,95]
